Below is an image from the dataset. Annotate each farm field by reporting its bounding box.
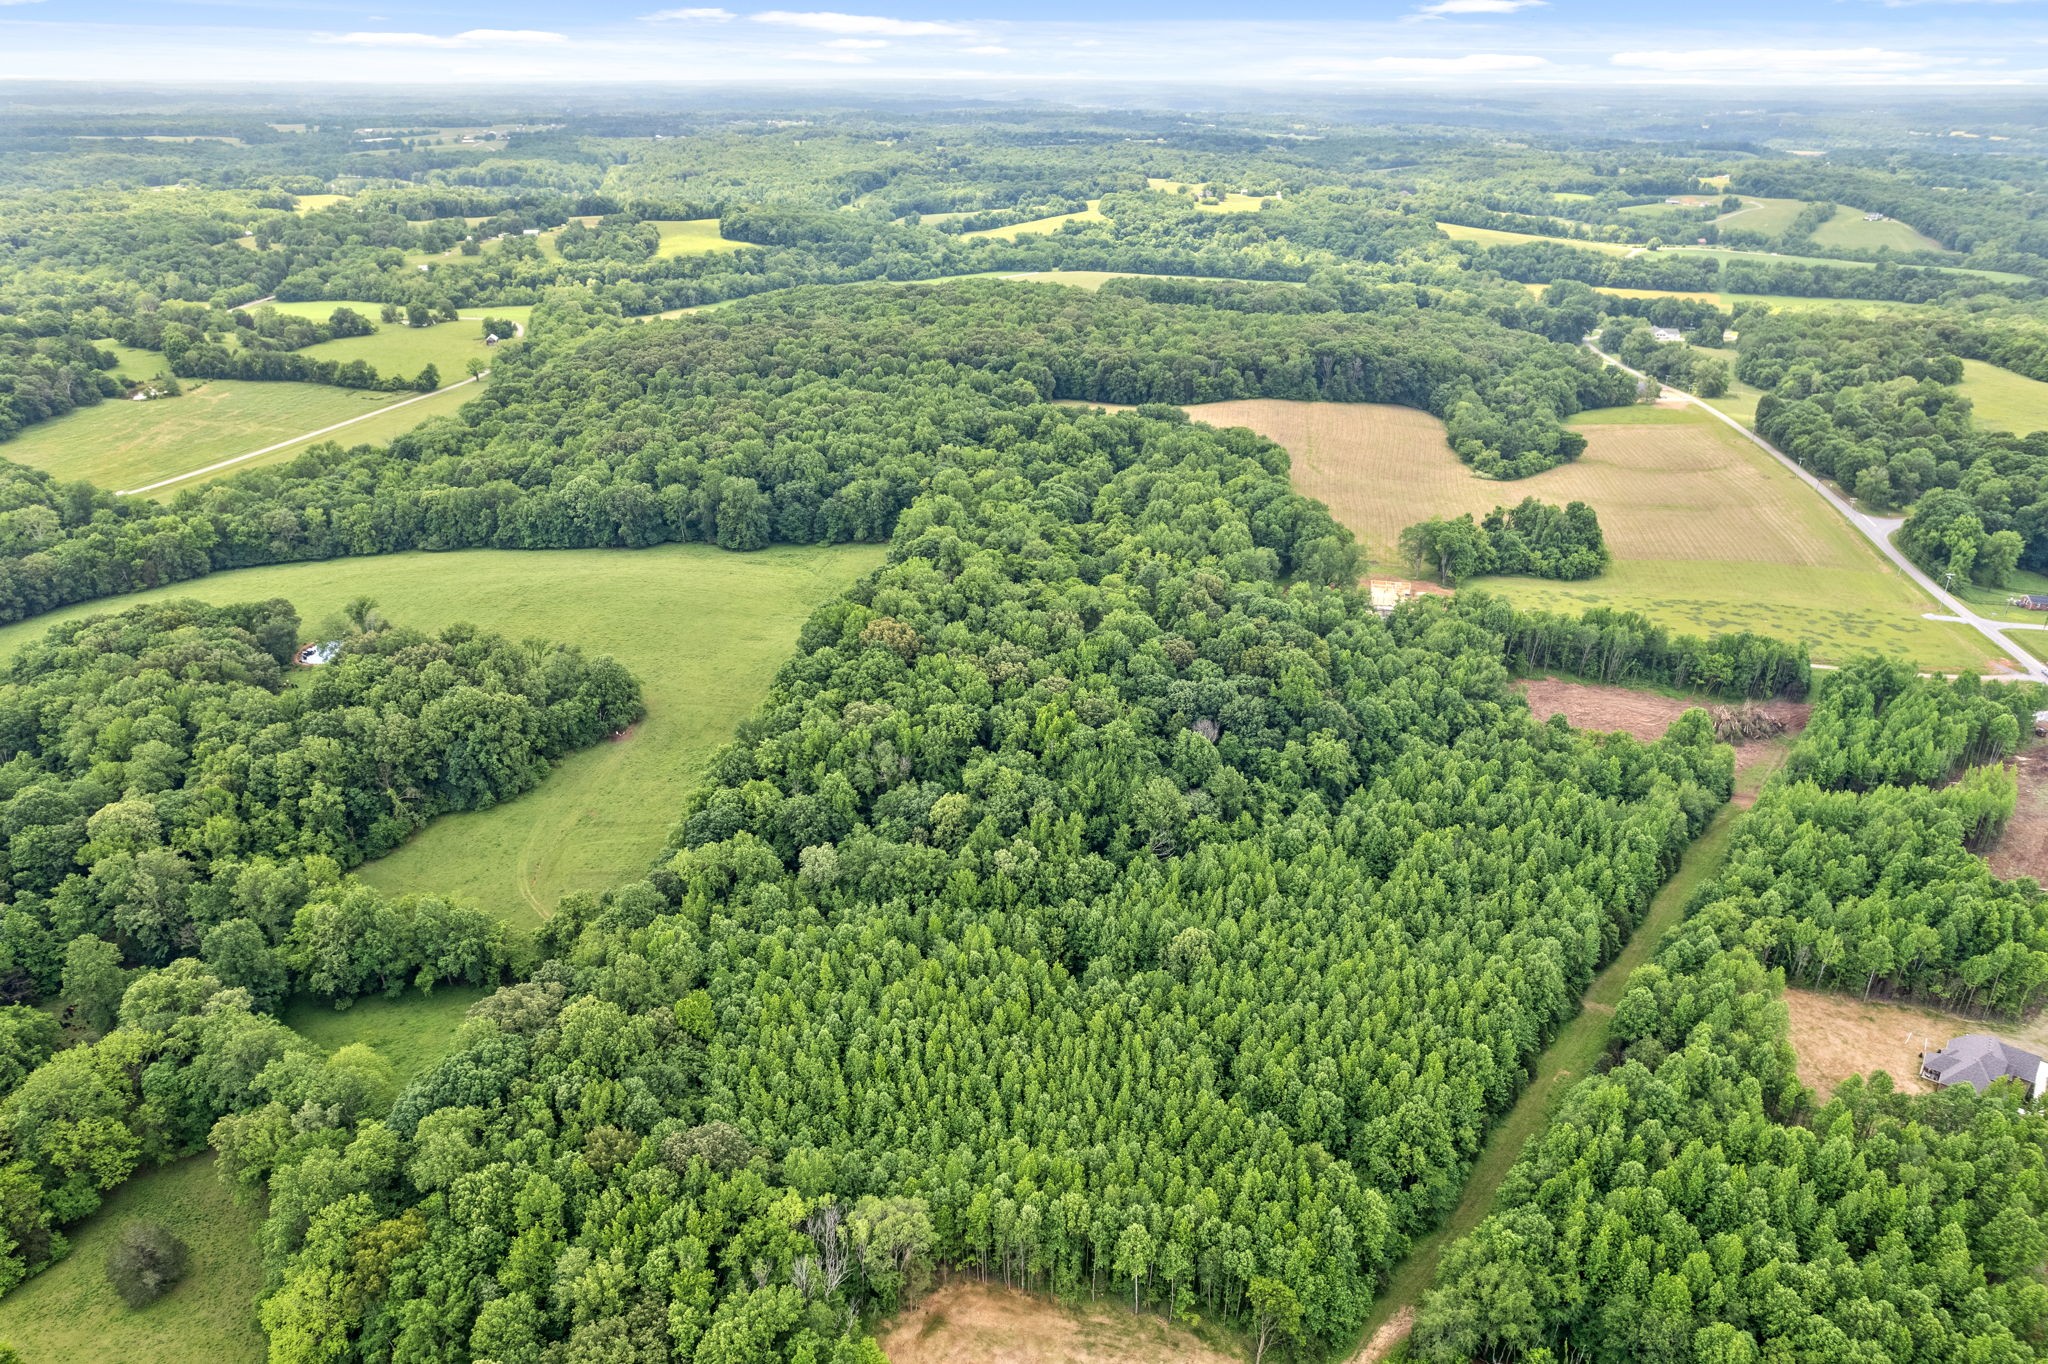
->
[652,217,745,256]
[0,377,461,494]
[1668,244,2025,282]
[1810,205,1948,255]
[1145,179,1267,211]
[0,543,887,925]
[1958,358,2048,433]
[963,201,1105,239]
[291,192,348,213]
[0,1155,264,1364]
[1199,397,2001,669]
[1712,195,1810,237]
[281,985,490,1085]
[290,305,531,378]
[92,337,172,378]
[1436,220,1633,255]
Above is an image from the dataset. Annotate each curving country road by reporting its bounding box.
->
[1592,346,2048,683]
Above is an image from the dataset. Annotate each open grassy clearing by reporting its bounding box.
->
[0,1155,264,1364]
[1436,221,1634,256]
[1345,802,1743,1363]
[291,193,349,214]
[1144,179,1267,212]
[1693,345,1769,427]
[1712,195,1810,237]
[1783,990,1946,1099]
[878,1280,1240,1364]
[294,308,529,378]
[1,378,459,494]
[0,543,886,925]
[652,218,746,257]
[963,202,1106,240]
[1668,244,2025,283]
[282,984,489,1085]
[1959,358,2048,433]
[1810,206,1949,255]
[91,338,173,379]
[1200,397,1999,670]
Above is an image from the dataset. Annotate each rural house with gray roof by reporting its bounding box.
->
[1921,1035,2048,1098]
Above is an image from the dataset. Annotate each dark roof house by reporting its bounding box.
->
[1922,1034,2047,1098]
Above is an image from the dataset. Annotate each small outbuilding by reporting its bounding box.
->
[294,641,342,667]
[1921,1034,2048,1098]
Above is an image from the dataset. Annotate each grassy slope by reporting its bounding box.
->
[0,543,885,925]
[1810,206,1948,255]
[0,1156,265,1364]
[652,219,746,257]
[1204,397,1998,670]
[1346,801,1745,1360]
[2,380,439,493]
[1960,358,2048,434]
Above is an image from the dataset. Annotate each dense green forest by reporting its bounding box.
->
[5,89,2048,1364]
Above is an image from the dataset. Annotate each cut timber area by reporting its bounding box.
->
[878,1282,1238,1364]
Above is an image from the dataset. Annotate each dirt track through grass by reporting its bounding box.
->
[1344,802,1743,1362]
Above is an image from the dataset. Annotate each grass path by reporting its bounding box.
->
[1345,799,1744,1362]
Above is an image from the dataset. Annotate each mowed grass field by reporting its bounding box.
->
[1437,221,1634,256]
[1960,359,2048,434]
[1810,206,1948,255]
[0,1155,264,1364]
[652,218,746,257]
[285,304,531,378]
[0,379,466,494]
[1196,397,2000,670]
[0,543,886,924]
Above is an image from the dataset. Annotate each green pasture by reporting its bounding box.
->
[963,202,1107,240]
[1436,221,1635,256]
[653,218,746,257]
[0,379,464,495]
[0,1156,264,1364]
[1959,358,2048,434]
[1810,206,1949,255]
[281,985,490,1085]
[0,543,885,925]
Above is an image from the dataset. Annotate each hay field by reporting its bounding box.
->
[1,379,454,493]
[1960,358,2048,434]
[1436,221,1634,256]
[1196,397,1999,670]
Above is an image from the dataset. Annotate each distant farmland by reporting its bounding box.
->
[1436,221,1634,256]
[1193,397,2002,671]
[1960,359,2048,434]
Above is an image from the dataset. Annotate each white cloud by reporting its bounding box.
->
[825,36,888,46]
[962,42,1009,53]
[1304,52,1546,73]
[319,28,567,47]
[640,7,735,19]
[1413,0,1545,14]
[1610,45,1939,73]
[751,10,971,35]
[788,46,876,61]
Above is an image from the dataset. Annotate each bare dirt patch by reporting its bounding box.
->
[878,1283,1238,1364]
[1516,677,1811,745]
[1987,746,2048,884]
[1355,1306,1416,1364]
[1783,988,1947,1098]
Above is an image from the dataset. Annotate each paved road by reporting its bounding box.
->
[1592,346,2048,682]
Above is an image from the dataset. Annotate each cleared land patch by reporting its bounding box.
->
[1516,676,1810,744]
[877,1281,1239,1364]
[0,543,886,925]
[1987,745,2048,885]
[1783,989,1946,1098]
[1959,358,2048,434]
[1201,396,1998,670]
[0,1155,264,1364]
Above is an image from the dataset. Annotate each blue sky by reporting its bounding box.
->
[6,0,2048,86]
